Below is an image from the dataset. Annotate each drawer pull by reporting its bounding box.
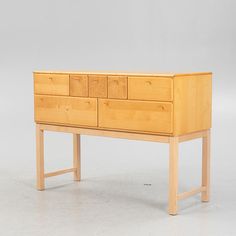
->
[145,80,152,85]
[113,80,119,84]
[85,101,91,105]
[48,77,53,80]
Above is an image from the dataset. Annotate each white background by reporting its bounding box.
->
[0,0,235,235]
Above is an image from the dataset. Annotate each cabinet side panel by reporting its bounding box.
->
[173,74,212,135]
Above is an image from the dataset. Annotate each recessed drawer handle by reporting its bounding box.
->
[48,77,53,80]
[104,101,109,106]
[113,80,119,84]
[160,105,165,111]
[145,80,152,85]
[85,101,91,105]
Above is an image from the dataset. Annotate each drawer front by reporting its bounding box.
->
[108,76,127,99]
[70,75,88,97]
[35,95,97,127]
[128,76,173,101]
[98,99,173,133]
[89,75,107,98]
[34,73,69,95]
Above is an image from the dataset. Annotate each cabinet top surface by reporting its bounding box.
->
[33,71,212,77]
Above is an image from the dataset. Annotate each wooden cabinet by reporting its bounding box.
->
[34,71,212,135]
[33,71,212,215]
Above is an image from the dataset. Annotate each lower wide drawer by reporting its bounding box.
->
[98,99,173,133]
[34,95,97,127]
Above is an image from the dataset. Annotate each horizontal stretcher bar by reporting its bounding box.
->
[177,187,206,200]
[44,168,76,178]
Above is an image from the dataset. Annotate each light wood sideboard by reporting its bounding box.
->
[34,71,212,215]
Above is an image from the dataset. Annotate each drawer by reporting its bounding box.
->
[108,76,127,99]
[89,75,107,98]
[34,73,69,95]
[70,75,88,97]
[128,76,173,101]
[98,99,173,133]
[35,95,97,127]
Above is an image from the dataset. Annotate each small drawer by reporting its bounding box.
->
[34,73,69,96]
[70,75,88,97]
[108,76,127,99]
[98,99,173,133]
[34,95,97,127]
[89,75,107,98]
[128,76,173,101]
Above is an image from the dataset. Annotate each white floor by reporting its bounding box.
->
[0,110,235,236]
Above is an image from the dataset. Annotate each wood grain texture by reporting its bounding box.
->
[108,76,127,99]
[70,75,88,97]
[33,71,212,136]
[173,74,212,135]
[98,99,173,133]
[34,95,97,127]
[89,75,107,98]
[128,76,173,101]
[34,73,69,95]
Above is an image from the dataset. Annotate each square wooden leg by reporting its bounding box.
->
[73,134,81,181]
[168,136,179,215]
[201,129,211,202]
[36,124,45,190]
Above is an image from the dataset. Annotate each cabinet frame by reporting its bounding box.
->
[34,71,212,215]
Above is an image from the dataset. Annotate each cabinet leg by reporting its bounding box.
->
[202,129,210,202]
[73,134,81,181]
[168,137,179,215]
[36,124,45,190]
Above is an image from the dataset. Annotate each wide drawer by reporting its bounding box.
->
[128,76,173,101]
[35,95,97,127]
[34,73,69,95]
[98,99,173,133]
